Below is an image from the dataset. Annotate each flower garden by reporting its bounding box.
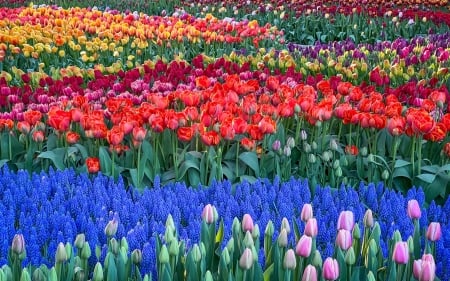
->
[0,0,449,280]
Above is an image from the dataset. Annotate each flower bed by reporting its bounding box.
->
[0,167,448,279]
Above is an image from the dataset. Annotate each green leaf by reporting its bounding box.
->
[394,159,411,168]
[239,152,260,177]
[37,148,67,170]
[421,165,439,174]
[74,144,89,159]
[0,159,8,169]
[99,146,112,176]
[178,159,200,180]
[393,167,411,180]
[416,173,436,184]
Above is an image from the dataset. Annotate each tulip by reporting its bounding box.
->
[392,241,409,264]
[426,222,441,241]
[300,204,313,222]
[281,217,291,234]
[323,257,339,280]
[12,234,25,256]
[302,265,318,281]
[239,248,253,270]
[407,200,421,219]
[131,249,142,265]
[55,242,68,263]
[336,229,352,251]
[304,218,318,237]
[201,204,217,224]
[93,263,103,281]
[278,228,288,248]
[337,210,354,231]
[74,234,85,249]
[242,214,254,232]
[283,249,296,270]
[414,254,436,281]
[104,217,119,237]
[363,209,374,228]
[296,235,312,257]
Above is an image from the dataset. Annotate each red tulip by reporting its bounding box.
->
[66,131,80,144]
[86,157,100,173]
[177,127,194,142]
[201,130,220,146]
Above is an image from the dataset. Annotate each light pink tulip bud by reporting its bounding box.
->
[336,229,352,251]
[301,204,313,222]
[407,200,421,219]
[295,235,312,257]
[239,248,253,270]
[426,222,441,241]
[11,234,25,255]
[323,257,339,280]
[337,211,354,231]
[281,217,291,234]
[242,214,254,233]
[413,260,423,279]
[363,209,374,228]
[302,265,318,281]
[278,228,288,247]
[201,204,217,224]
[283,249,296,270]
[304,218,318,237]
[393,241,409,264]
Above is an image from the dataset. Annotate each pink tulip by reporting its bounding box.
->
[407,200,421,219]
[304,218,318,237]
[295,235,312,257]
[239,248,253,270]
[302,265,318,281]
[336,229,352,251]
[283,249,297,270]
[392,241,409,264]
[337,211,354,231]
[323,257,339,280]
[201,204,216,224]
[301,204,314,222]
[426,222,441,241]
[242,214,254,232]
[413,254,436,281]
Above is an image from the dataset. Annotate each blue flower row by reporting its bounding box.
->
[0,166,448,279]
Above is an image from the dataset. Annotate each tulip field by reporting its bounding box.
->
[0,0,449,280]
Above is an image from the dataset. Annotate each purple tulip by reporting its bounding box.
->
[301,204,313,222]
[336,229,352,251]
[302,265,318,281]
[392,241,409,264]
[337,211,354,231]
[304,218,318,237]
[407,200,421,219]
[295,235,312,258]
[426,222,441,241]
[323,257,339,280]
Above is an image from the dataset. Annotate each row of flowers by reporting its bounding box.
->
[0,167,448,279]
[0,63,449,198]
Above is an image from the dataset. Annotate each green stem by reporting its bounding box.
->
[235,144,239,179]
[137,144,141,188]
[112,151,115,180]
[411,136,416,178]
[389,136,400,188]
[8,132,12,160]
[417,135,422,176]
[173,135,178,180]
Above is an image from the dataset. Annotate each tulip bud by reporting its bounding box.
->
[335,167,343,177]
[120,237,129,252]
[381,170,389,180]
[308,154,316,164]
[393,241,409,264]
[281,217,291,234]
[426,222,441,241]
[252,224,260,240]
[278,228,288,248]
[232,217,241,235]
[81,242,91,259]
[265,220,274,238]
[243,231,254,248]
[287,137,295,148]
[336,229,352,251]
[12,234,25,255]
[393,230,402,243]
[272,140,281,151]
[407,200,421,219]
[312,250,322,267]
[131,249,142,265]
[332,159,340,169]
[345,246,356,265]
[239,248,253,270]
[363,210,374,228]
[169,241,179,257]
[353,224,361,240]
[367,271,376,281]
[165,214,175,230]
[360,147,368,157]
[305,218,318,237]
[301,204,313,222]
[192,244,201,262]
[284,146,291,157]
[93,263,103,281]
[74,234,85,250]
[296,235,312,257]
[109,238,119,255]
[301,130,308,141]
[205,271,213,281]
[242,214,254,233]
[201,204,217,224]
[323,257,339,280]
[302,264,318,281]
[407,236,414,254]
[226,238,234,253]
[421,256,436,281]
[20,268,30,281]
[337,211,354,231]
[104,218,119,237]
[311,141,318,150]
[32,268,46,281]
[55,242,68,263]
[303,143,312,153]
[283,249,296,270]
[221,248,230,265]
[159,245,169,264]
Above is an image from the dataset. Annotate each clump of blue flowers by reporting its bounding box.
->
[0,166,448,279]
